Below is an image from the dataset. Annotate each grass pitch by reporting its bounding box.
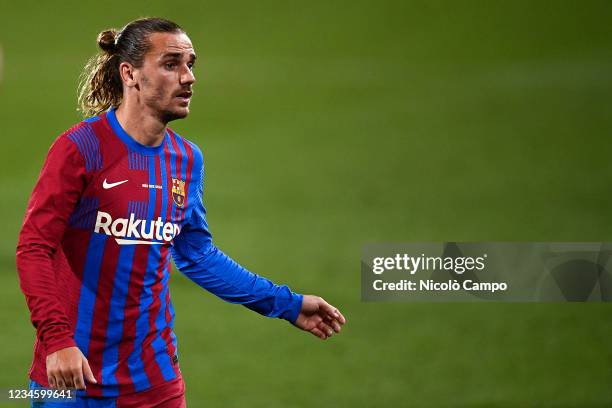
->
[1,1,611,406]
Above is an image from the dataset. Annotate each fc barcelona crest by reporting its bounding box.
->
[172,178,186,207]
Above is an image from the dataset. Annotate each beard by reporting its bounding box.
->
[141,76,189,124]
[159,108,188,123]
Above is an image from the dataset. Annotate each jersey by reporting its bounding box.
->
[16,107,303,397]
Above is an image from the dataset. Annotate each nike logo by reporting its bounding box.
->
[103,179,129,189]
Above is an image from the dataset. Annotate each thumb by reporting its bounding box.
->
[82,358,97,384]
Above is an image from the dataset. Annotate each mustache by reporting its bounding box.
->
[174,89,193,97]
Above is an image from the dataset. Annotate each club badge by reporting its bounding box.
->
[171,178,186,207]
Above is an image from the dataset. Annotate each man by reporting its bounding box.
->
[16,17,345,407]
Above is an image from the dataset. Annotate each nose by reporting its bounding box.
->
[180,65,196,85]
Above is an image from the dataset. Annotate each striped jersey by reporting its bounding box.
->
[16,107,303,397]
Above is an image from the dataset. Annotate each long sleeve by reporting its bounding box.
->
[170,148,303,323]
[16,135,86,355]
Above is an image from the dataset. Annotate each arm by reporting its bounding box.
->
[16,135,96,389]
[172,238,304,323]
[171,147,346,339]
[170,152,303,323]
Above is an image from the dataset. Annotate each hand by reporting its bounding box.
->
[46,346,97,390]
[294,295,346,340]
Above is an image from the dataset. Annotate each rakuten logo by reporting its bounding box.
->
[94,211,180,245]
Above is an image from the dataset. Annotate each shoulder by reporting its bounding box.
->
[49,115,103,169]
[167,128,204,168]
[41,116,102,172]
[55,114,101,144]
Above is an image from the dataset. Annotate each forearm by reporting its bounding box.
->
[16,242,76,354]
[173,244,303,323]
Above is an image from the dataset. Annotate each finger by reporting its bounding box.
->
[57,378,66,390]
[62,375,74,389]
[82,358,97,384]
[320,301,346,324]
[324,316,342,333]
[48,376,57,389]
[317,321,334,337]
[334,309,347,325]
[61,369,76,389]
[319,299,337,317]
[310,327,328,340]
[73,369,85,390]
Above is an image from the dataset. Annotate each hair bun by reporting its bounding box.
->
[97,29,118,54]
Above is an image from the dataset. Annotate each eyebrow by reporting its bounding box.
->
[161,52,197,61]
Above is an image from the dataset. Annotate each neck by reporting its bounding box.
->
[114,100,166,147]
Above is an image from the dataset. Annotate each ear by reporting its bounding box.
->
[118,61,139,88]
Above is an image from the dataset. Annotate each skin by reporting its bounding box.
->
[115,31,197,146]
[294,296,347,340]
[47,31,346,391]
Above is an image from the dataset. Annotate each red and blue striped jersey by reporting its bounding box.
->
[16,107,303,397]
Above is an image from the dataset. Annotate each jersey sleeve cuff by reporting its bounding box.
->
[43,337,77,357]
[283,292,303,324]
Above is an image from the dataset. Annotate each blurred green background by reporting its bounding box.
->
[1,0,612,406]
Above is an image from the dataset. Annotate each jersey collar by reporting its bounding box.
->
[106,107,168,156]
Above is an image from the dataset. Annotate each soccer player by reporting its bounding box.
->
[16,17,346,407]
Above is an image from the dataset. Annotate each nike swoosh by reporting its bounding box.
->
[103,179,129,189]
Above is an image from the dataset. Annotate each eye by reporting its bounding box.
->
[187,62,194,70]
[165,62,176,70]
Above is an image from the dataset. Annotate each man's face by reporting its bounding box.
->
[136,32,196,123]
